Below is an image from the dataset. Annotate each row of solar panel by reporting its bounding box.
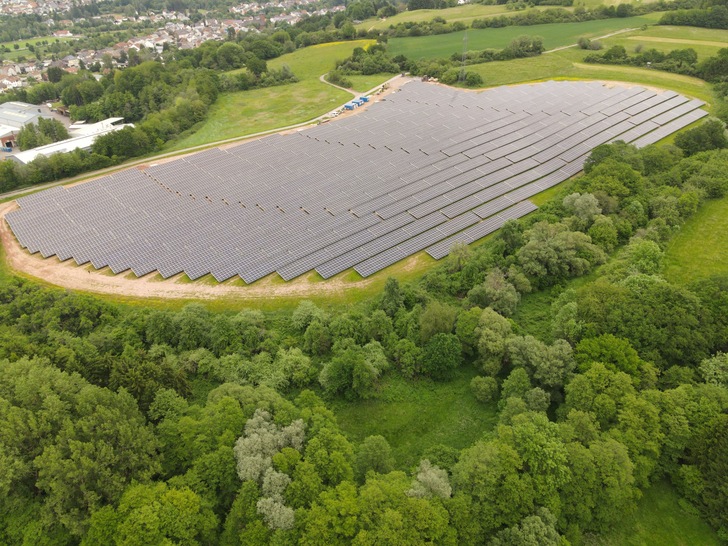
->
[7,81,708,284]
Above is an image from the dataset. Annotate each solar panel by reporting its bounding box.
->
[6,80,706,283]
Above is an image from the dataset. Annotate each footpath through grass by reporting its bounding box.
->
[331,366,497,469]
[387,14,660,59]
[597,25,728,61]
[594,480,722,546]
[167,80,351,150]
[664,195,728,284]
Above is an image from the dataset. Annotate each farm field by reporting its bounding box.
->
[664,194,728,284]
[169,40,389,151]
[331,367,498,468]
[387,13,661,59]
[596,25,728,60]
[579,0,662,8]
[266,40,375,79]
[356,4,534,31]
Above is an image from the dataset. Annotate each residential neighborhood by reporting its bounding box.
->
[0,0,94,16]
[0,0,346,94]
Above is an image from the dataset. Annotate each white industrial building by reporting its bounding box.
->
[10,118,133,165]
[0,101,55,148]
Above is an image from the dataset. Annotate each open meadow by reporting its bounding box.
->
[169,40,393,151]
[596,481,722,546]
[0,35,76,61]
[387,13,661,59]
[467,48,714,103]
[331,367,499,468]
[664,195,728,284]
[167,40,392,151]
[166,80,352,151]
[356,4,536,31]
[595,24,728,59]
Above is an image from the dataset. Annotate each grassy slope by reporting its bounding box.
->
[387,14,660,59]
[331,366,498,469]
[167,80,351,150]
[169,40,390,151]
[467,48,713,103]
[594,481,721,546]
[345,73,396,92]
[664,195,728,284]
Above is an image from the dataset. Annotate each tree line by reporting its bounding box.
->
[1,127,727,543]
[327,36,544,89]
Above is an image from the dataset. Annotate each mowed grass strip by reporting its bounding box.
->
[330,367,498,469]
[664,195,728,284]
[345,73,398,92]
[387,14,660,59]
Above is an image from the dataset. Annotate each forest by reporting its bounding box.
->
[1,124,727,544]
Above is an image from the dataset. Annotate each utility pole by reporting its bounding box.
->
[460,30,467,82]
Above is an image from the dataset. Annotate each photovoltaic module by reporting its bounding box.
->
[6,80,707,283]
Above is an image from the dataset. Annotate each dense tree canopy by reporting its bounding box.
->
[1,137,727,544]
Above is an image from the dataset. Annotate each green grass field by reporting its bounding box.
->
[167,80,351,151]
[467,49,713,103]
[597,25,728,60]
[595,480,721,546]
[664,195,728,284]
[331,366,498,469]
[345,73,397,92]
[356,4,530,31]
[578,0,662,8]
[170,40,392,151]
[266,40,374,79]
[0,36,75,61]
[387,14,660,59]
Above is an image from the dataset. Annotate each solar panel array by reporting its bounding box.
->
[6,80,707,283]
